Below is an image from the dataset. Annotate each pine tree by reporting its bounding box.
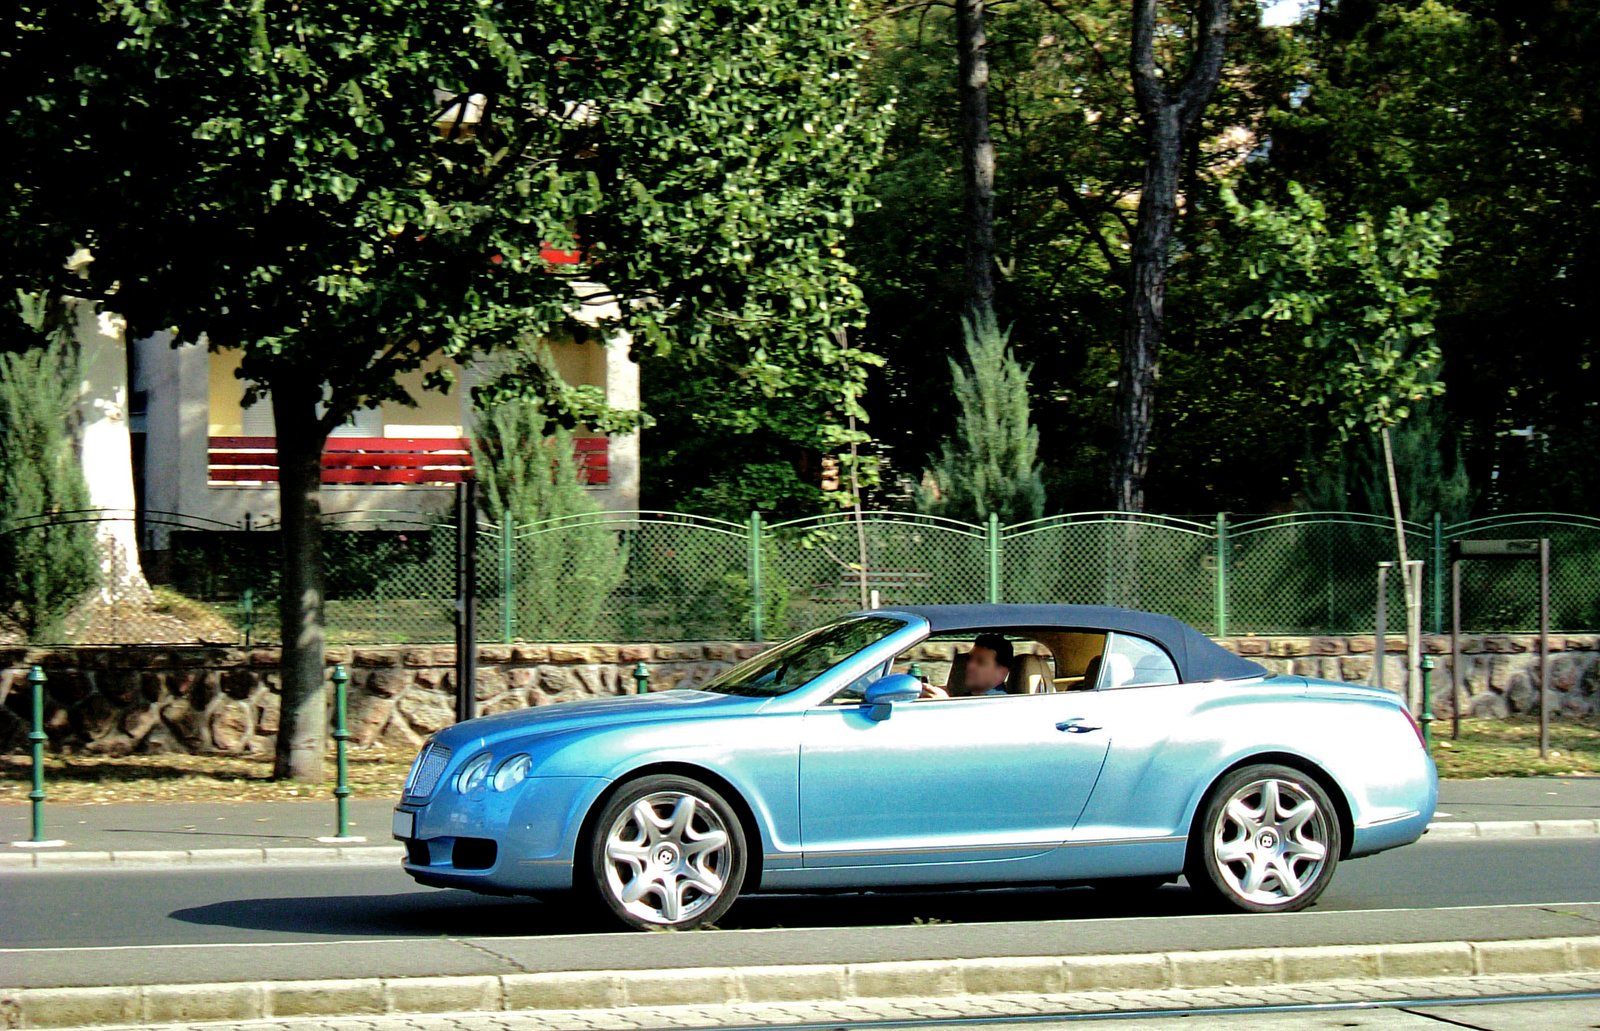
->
[916,309,1046,525]
[472,388,627,641]
[0,335,99,638]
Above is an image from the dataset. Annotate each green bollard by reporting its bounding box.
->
[316,664,364,843]
[1419,655,1436,749]
[14,665,64,848]
[633,661,649,695]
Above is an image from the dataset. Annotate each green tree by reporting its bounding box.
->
[0,332,99,639]
[12,0,888,779]
[917,309,1045,524]
[473,380,626,641]
[1225,178,1452,705]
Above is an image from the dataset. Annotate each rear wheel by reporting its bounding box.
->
[1187,764,1341,914]
[587,774,747,930]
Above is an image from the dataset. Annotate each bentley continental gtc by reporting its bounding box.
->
[393,604,1438,929]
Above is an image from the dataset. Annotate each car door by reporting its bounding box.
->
[798,692,1112,868]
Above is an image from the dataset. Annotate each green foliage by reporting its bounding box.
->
[682,463,829,523]
[9,0,891,435]
[472,393,626,640]
[0,335,99,638]
[1223,182,1453,442]
[917,309,1045,524]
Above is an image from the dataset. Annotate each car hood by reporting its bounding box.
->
[430,689,763,750]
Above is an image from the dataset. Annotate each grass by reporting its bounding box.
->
[1429,716,1600,779]
[1,716,1593,806]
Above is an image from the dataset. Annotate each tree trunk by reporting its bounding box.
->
[272,377,330,783]
[1111,108,1183,513]
[1110,0,1230,512]
[956,0,996,319]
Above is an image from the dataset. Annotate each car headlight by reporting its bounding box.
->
[456,753,492,793]
[493,754,532,792]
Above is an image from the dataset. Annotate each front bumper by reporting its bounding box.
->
[394,775,607,893]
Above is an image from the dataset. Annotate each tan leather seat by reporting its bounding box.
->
[1009,653,1055,694]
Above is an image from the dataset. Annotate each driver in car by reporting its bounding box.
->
[919,634,1012,699]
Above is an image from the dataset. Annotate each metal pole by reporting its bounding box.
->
[501,517,514,645]
[1431,512,1445,634]
[987,511,1001,604]
[27,665,46,842]
[748,511,764,643]
[1372,562,1390,690]
[1419,655,1435,748]
[1539,537,1550,759]
[1451,558,1462,740]
[1215,513,1229,638]
[242,588,254,649]
[333,664,351,837]
[632,661,649,695]
[454,483,478,725]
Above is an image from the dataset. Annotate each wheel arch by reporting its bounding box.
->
[576,761,766,893]
[1185,751,1356,862]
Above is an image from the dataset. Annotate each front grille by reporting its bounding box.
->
[404,742,452,799]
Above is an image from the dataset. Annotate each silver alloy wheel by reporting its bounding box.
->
[1211,777,1329,906]
[601,791,732,925]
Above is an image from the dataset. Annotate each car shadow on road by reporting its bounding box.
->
[171,883,1214,938]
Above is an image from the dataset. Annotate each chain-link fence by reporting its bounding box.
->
[4,508,1599,645]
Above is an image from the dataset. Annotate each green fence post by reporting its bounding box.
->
[1431,512,1444,635]
[987,511,1001,604]
[748,511,764,643]
[633,661,650,695]
[1419,655,1435,748]
[242,588,254,648]
[1215,513,1229,638]
[331,664,354,839]
[501,518,515,645]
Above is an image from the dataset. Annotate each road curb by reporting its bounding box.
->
[2,936,1597,1029]
[1424,818,1600,839]
[0,818,1594,871]
[0,845,402,871]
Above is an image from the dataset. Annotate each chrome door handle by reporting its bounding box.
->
[1056,719,1101,733]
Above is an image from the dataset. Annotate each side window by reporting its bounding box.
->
[1101,632,1180,689]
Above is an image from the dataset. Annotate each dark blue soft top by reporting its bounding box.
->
[872,604,1266,684]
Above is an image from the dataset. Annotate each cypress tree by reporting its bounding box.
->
[472,387,626,641]
[917,310,1046,525]
[0,336,99,639]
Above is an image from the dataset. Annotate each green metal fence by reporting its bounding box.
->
[4,508,1598,645]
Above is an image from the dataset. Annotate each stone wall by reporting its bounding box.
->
[0,642,760,756]
[1,634,1594,756]
[1217,633,1600,720]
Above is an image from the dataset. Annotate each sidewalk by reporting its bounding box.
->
[2,778,1597,865]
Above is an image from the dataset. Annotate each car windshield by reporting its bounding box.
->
[699,616,906,697]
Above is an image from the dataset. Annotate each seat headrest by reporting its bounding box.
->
[1008,653,1054,694]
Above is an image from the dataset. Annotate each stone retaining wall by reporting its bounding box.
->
[1,634,1594,756]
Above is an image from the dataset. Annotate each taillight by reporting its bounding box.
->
[1401,706,1426,748]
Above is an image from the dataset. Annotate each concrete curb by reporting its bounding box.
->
[1424,818,1600,839]
[3,819,1597,871]
[0,845,403,871]
[2,936,1597,1029]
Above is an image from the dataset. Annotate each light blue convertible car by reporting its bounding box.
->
[393,605,1437,930]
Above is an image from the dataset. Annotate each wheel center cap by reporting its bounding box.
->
[1257,829,1278,850]
[655,844,680,867]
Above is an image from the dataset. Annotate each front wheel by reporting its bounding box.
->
[1187,764,1341,913]
[588,774,747,930]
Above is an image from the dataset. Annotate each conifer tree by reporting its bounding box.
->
[0,334,99,638]
[917,310,1045,525]
[472,374,627,641]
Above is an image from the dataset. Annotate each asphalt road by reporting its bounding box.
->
[3,836,1598,991]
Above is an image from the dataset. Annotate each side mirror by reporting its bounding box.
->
[863,673,922,721]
